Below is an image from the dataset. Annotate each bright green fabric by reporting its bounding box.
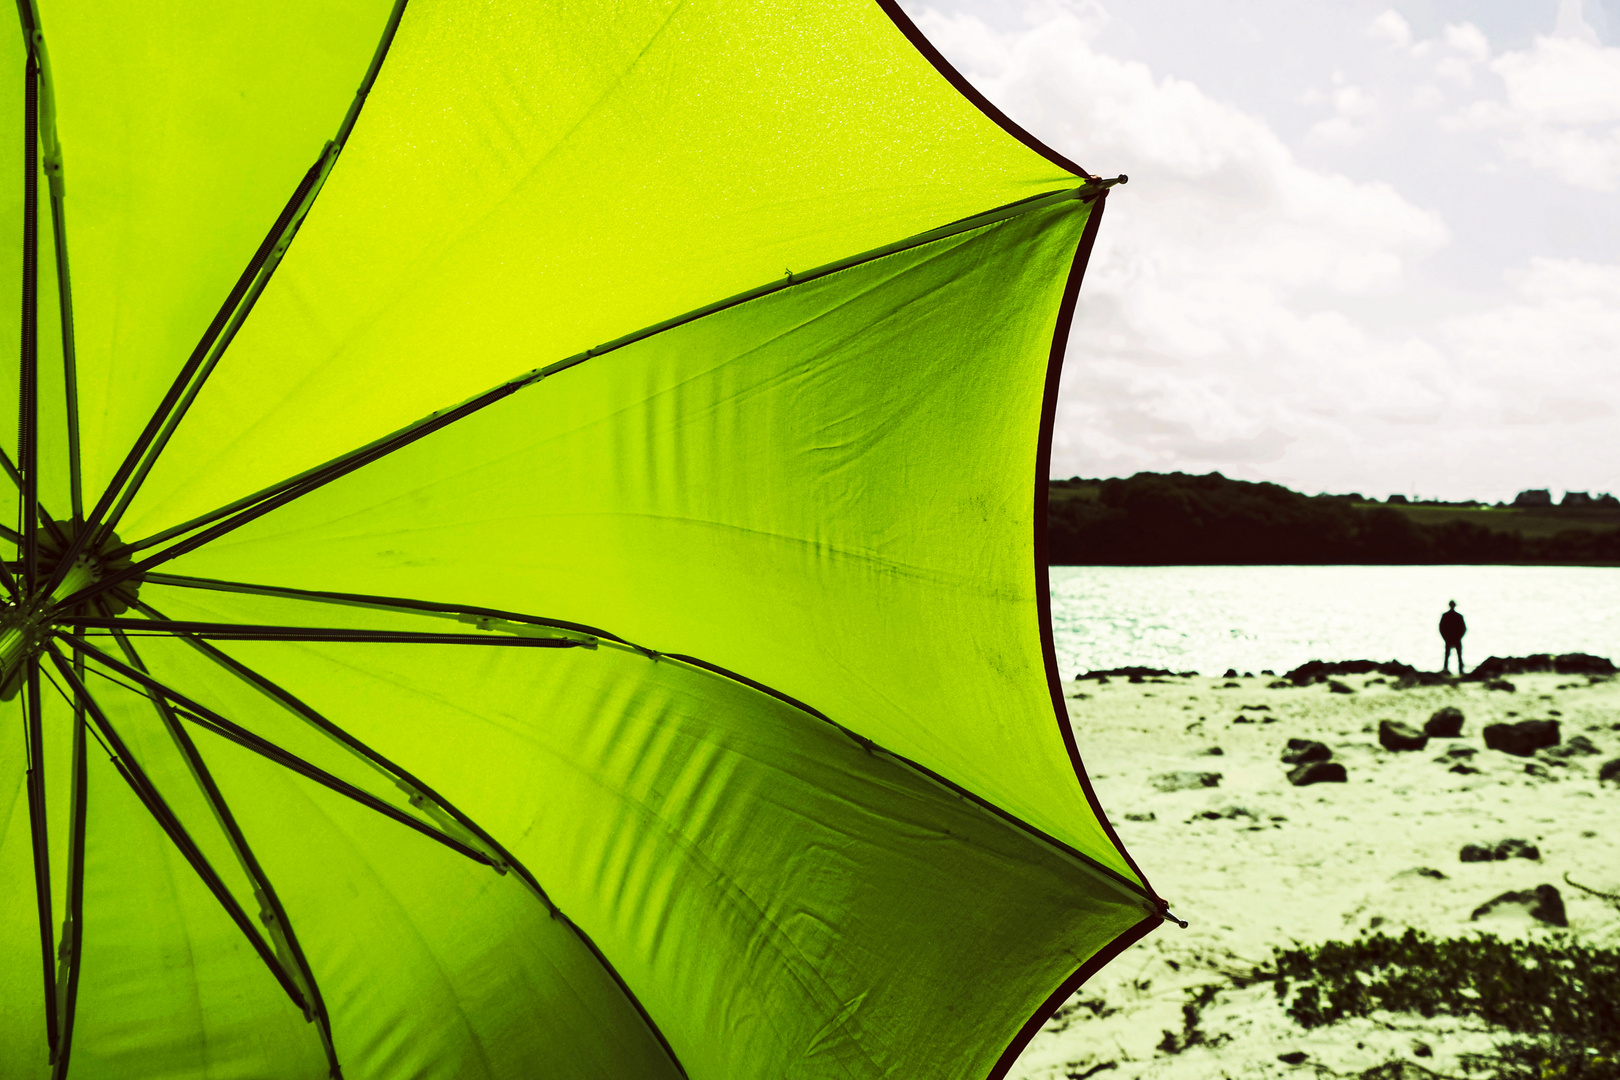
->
[1,1,1156,1077]
[44,0,394,500]
[120,602,1145,1079]
[168,203,1128,875]
[122,0,1072,538]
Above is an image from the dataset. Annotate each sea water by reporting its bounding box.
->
[1048,564,1620,679]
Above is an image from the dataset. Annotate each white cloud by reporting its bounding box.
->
[1555,0,1601,45]
[1368,10,1412,51]
[912,2,1449,484]
[1443,23,1491,64]
[1440,259,1620,418]
[1307,85,1378,145]
[1435,56,1475,87]
[1449,35,1620,191]
[901,0,1620,498]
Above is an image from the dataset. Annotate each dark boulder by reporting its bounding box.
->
[1327,679,1354,694]
[1449,763,1481,775]
[1425,706,1464,738]
[1600,758,1620,783]
[1461,839,1541,862]
[1495,839,1541,860]
[1281,738,1332,765]
[1483,720,1560,756]
[1378,720,1428,751]
[1485,679,1516,693]
[1469,884,1567,927]
[1287,761,1347,786]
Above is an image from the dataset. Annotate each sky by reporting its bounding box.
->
[897,0,1620,502]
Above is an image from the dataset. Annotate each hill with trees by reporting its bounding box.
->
[1046,473,1620,565]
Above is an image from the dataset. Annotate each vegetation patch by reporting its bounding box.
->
[1269,929,1619,1080]
[1047,472,1620,564]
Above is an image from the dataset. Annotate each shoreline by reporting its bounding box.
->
[1011,668,1620,1080]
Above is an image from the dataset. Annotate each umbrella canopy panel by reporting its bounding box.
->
[0,1,1163,1078]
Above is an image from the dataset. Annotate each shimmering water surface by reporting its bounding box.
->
[1048,565,1620,678]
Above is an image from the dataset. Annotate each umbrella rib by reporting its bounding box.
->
[72,617,594,648]
[49,189,79,524]
[140,572,653,651]
[64,630,506,871]
[52,0,413,586]
[80,611,694,1080]
[19,46,39,596]
[46,639,87,1079]
[54,180,1118,618]
[22,662,59,1056]
[45,144,79,525]
[14,0,77,528]
[41,646,320,1026]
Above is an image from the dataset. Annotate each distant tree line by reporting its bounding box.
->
[1047,472,1620,565]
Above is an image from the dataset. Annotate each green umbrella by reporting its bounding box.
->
[1,0,1168,1076]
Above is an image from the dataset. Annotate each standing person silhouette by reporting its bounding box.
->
[1440,600,1466,675]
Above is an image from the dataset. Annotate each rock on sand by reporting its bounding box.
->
[1483,719,1560,756]
[1378,720,1428,752]
[1424,706,1464,738]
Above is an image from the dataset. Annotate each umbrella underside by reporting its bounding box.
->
[0,1,1160,1077]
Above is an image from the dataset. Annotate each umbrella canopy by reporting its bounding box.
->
[0,1,1166,1077]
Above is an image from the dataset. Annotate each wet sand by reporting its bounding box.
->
[1010,671,1620,1080]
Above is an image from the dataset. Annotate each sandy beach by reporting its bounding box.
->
[1010,669,1620,1080]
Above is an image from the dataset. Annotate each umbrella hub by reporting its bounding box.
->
[0,524,141,700]
[38,521,139,615]
[0,524,137,702]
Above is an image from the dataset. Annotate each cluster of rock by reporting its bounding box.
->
[1280,738,1344,785]
[1264,653,1616,691]
[1470,884,1568,927]
[1375,706,1469,755]
[1280,659,1437,686]
[1454,831,1566,926]
[1074,666,1200,684]
[1463,653,1616,680]
[1459,838,1540,862]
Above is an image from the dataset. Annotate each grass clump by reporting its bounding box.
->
[1269,928,1618,1080]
